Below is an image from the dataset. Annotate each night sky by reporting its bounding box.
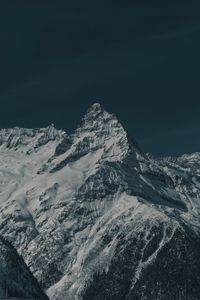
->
[0,0,200,156]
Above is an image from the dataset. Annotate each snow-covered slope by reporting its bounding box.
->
[0,103,199,299]
[0,236,48,299]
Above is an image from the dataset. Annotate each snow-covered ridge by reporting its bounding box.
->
[0,103,200,300]
[0,124,65,154]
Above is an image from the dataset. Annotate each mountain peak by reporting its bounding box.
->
[68,103,132,162]
[79,102,117,130]
[88,102,103,113]
[83,102,107,121]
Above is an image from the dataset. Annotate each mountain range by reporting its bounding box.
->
[0,103,199,299]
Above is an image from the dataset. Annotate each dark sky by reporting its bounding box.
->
[0,0,200,156]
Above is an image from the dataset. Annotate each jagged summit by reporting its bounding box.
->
[78,102,118,130]
[0,103,142,169]
[0,124,63,139]
[0,124,65,151]
[85,102,103,114]
[68,103,132,163]
[76,103,126,141]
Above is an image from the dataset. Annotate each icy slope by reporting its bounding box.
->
[0,236,48,299]
[0,103,199,299]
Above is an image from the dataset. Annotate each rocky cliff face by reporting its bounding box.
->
[0,103,199,299]
[0,236,48,299]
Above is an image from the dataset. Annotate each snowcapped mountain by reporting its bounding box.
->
[0,236,48,299]
[0,103,200,299]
